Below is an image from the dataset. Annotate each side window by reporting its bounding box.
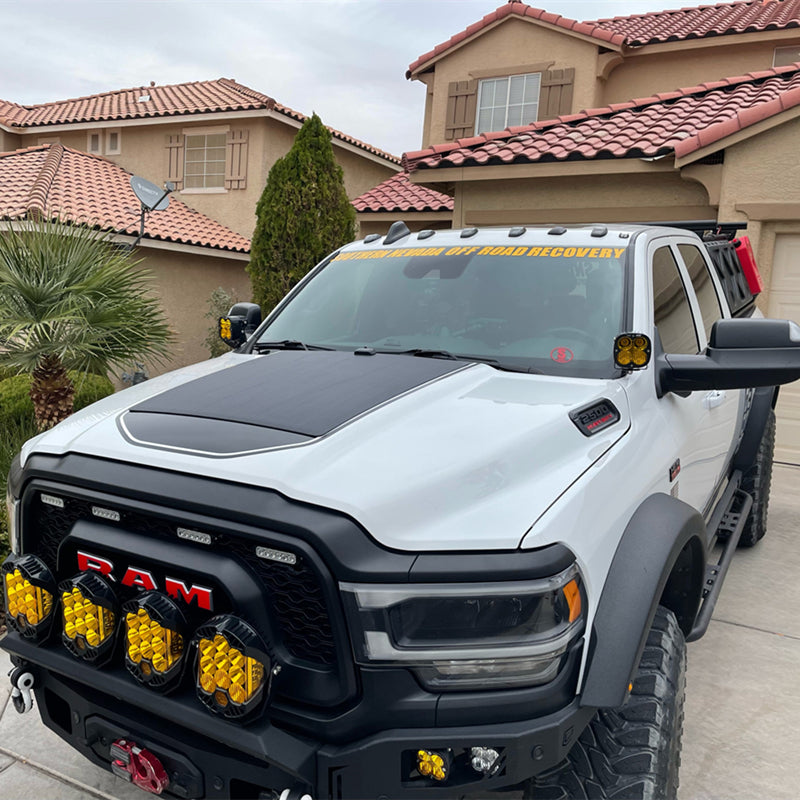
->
[679,244,723,343]
[652,246,699,354]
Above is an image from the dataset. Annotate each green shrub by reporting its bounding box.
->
[0,372,115,426]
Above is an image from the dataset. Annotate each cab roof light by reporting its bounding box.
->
[124,592,187,693]
[60,572,118,665]
[2,554,57,641]
[614,333,652,371]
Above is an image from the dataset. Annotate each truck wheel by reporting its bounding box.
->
[524,606,686,800]
[738,409,775,548]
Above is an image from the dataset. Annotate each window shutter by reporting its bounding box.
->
[539,68,575,120]
[445,80,478,141]
[225,129,249,190]
[166,134,184,190]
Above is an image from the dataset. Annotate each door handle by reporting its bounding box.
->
[703,390,726,410]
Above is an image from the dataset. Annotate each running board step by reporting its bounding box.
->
[686,487,753,643]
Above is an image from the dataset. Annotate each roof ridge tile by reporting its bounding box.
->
[26,143,64,218]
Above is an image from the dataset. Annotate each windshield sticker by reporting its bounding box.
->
[335,245,627,261]
[551,347,574,364]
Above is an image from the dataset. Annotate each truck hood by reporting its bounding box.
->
[23,351,630,551]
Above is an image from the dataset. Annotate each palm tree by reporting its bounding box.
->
[0,219,173,429]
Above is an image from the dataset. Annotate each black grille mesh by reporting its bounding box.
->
[28,493,336,666]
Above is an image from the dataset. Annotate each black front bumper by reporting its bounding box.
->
[4,634,593,800]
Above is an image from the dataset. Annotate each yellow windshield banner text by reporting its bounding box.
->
[334,245,627,261]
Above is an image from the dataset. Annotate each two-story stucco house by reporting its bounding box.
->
[355,0,800,461]
[0,78,400,240]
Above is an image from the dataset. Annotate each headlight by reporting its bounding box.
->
[341,566,583,691]
[2,554,57,641]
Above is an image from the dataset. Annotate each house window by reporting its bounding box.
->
[106,129,121,155]
[774,45,800,68]
[184,132,226,189]
[475,73,541,135]
[87,132,102,154]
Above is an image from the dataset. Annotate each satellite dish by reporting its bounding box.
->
[130,175,170,211]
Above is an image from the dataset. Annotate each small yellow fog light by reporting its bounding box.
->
[416,749,451,782]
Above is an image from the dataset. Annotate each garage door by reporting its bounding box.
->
[767,234,800,464]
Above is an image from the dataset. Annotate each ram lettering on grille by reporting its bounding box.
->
[76,551,213,611]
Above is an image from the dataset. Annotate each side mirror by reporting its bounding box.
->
[658,318,800,394]
[218,302,262,349]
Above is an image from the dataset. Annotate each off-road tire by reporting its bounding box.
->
[524,606,686,800]
[738,409,775,548]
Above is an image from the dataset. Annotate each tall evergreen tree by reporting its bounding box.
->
[248,113,356,312]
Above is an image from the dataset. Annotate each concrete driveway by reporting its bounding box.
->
[1,464,798,799]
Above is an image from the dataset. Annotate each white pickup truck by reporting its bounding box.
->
[4,222,799,800]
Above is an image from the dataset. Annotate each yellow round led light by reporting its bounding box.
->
[3,556,57,641]
[194,616,270,720]
[59,572,118,664]
[123,594,186,693]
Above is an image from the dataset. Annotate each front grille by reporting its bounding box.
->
[28,491,336,667]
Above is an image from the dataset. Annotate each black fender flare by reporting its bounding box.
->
[580,493,706,709]
[732,385,779,471]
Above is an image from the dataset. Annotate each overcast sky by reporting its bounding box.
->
[2,0,683,157]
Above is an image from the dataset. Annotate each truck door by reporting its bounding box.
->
[675,240,742,487]
[650,240,739,514]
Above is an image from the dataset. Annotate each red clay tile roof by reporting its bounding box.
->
[590,0,800,47]
[0,144,251,253]
[407,1,625,77]
[407,0,800,76]
[403,64,800,171]
[352,171,454,213]
[1,78,400,165]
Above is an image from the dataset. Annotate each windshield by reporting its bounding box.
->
[256,242,627,377]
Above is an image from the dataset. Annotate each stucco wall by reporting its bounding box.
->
[418,18,600,147]
[136,246,251,375]
[451,170,712,227]
[602,39,795,105]
[712,116,800,311]
[0,130,21,153]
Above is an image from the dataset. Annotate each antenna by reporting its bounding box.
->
[128,176,174,249]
